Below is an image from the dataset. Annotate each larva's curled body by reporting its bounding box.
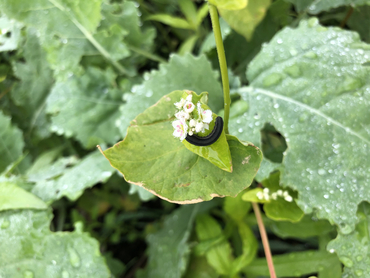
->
[185,117,223,146]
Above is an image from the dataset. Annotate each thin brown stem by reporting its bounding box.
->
[252,202,276,278]
[340,7,354,28]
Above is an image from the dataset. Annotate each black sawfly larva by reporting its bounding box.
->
[185,117,223,146]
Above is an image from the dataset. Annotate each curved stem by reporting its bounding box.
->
[208,4,230,134]
[252,202,277,278]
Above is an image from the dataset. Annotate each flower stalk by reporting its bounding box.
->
[208,3,231,134]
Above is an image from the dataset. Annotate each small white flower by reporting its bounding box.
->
[197,102,213,124]
[264,193,270,201]
[186,94,192,102]
[277,190,283,196]
[195,122,205,133]
[203,123,209,130]
[175,111,190,120]
[271,192,278,200]
[283,191,289,197]
[284,195,293,202]
[256,191,264,200]
[189,130,193,136]
[183,101,195,113]
[172,120,188,141]
[174,98,186,109]
[263,188,269,194]
[189,119,197,127]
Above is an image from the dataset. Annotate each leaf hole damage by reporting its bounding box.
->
[260,123,287,163]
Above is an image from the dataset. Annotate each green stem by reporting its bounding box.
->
[209,4,230,134]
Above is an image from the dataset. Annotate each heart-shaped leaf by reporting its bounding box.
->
[99,91,262,204]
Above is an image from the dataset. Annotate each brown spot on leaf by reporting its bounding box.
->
[174,183,191,188]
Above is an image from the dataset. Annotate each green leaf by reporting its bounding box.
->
[0,181,47,211]
[208,0,248,11]
[0,0,131,77]
[262,172,304,222]
[229,18,370,233]
[270,214,335,239]
[145,205,199,278]
[243,250,341,277]
[184,256,218,278]
[179,0,198,28]
[100,90,262,204]
[328,202,370,277]
[219,0,271,41]
[231,222,258,274]
[0,209,111,277]
[129,184,155,202]
[46,67,122,149]
[0,110,24,173]
[286,0,370,14]
[30,151,115,203]
[117,53,224,136]
[348,5,370,43]
[0,14,23,52]
[196,3,209,27]
[195,213,233,275]
[143,205,199,278]
[11,28,54,141]
[178,34,198,55]
[146,14,194,30]
[223,191,252,222]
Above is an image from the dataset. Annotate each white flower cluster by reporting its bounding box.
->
[172,95,213,141]
[257,188,293,202]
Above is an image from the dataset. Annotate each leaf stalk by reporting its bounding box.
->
[208,4,230,134]
[252,202,277,278]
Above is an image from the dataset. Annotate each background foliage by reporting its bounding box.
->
[1,0,370,277]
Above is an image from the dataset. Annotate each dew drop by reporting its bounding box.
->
[62,270,70,278]
[283,64,301,78]
[1,220,10,229]
[274,103,280,108]
[304,51,317,59]
[263,73,283,87]
[238,128,243,133]
[23,270,34,278]
[318,169,326,175]
[68,247,81,268]
[356,255,363,262]
[340,256,354,267]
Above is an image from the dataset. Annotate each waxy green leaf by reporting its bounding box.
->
[328,202,370,277]
[0,209,111,277]
[11,28,54,141]
[286,0,369,14]
[0,111,24,173]
[100,90,262,204]
[230,18,370,233]
[30,151,115,203]
[46,67,122,149]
